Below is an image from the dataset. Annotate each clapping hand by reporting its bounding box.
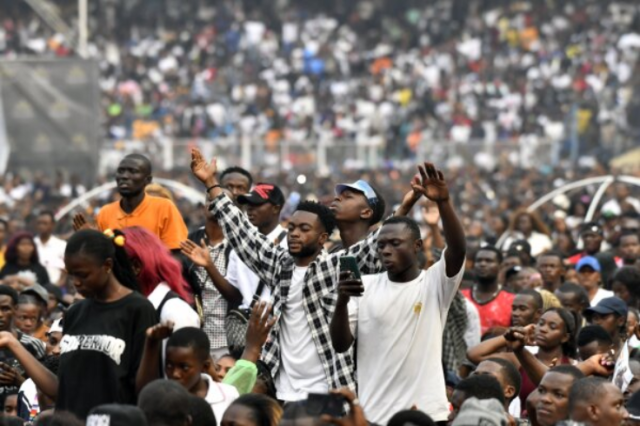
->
[72,213,96,231]
[180,239,212,268]
[411,162,450,203]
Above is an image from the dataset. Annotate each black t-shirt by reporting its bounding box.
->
[56,292,157,419]
[0,331,45,406]
[0,263,51,286]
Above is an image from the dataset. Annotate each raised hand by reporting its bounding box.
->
[243,301,277,363]
[336,271,364,307]
[190,148,217,185]
[411,162,450,203]
[72,213,96,232]
[145,321,174,342]
[180,239,212,268]
[422,202,441,227]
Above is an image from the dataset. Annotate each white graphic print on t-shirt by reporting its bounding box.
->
[60,335,126,365]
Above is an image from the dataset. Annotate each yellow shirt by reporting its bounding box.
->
[96,195,188,250]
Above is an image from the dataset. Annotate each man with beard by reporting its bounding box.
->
[186,148,422,403]
[462,247,515,334]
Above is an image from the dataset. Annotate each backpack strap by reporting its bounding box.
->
[156,290,180,322]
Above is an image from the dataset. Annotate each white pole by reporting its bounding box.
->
[78,0,88,58]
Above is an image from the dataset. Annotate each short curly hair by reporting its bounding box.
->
[296,201,336,235]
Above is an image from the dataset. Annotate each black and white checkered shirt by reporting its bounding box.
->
[194,240,229,351]
[209,194,384,393]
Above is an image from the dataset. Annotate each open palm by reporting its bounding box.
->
[411,162,450,202]
[190,148,217,184]
[180,239,211,267]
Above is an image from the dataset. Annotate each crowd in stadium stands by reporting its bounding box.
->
[1,0,640,159]
[1,0,640,425]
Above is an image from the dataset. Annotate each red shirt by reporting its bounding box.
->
[461,289,515,335]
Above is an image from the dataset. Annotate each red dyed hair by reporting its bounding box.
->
[121,227,192,303]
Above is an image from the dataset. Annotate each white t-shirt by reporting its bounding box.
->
[590,288,614,307]
[226,225,288,309]
[348,253,465,424]
[34,235,66,284]
[202,373,239,421]
[148,283,201,370]
[275,266,328,401]
[148,283,201,330]
[463,298,481,350]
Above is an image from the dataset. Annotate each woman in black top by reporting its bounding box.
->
[0,229,157,419]
[0,232,50,289]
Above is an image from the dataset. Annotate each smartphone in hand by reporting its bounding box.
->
[306,393,346,417]
[339,256,361,280]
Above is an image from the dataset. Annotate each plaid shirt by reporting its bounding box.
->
[210,194,383,393]
[194,239,229,351]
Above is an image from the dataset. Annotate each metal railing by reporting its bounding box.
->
[99,136,558,175]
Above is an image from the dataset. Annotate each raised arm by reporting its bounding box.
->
[0,332,58,399]
[136,322,174,394]
[180,239,243,305]
[224,302,277,394]
[190,149,283,286]
[411,163,465,277]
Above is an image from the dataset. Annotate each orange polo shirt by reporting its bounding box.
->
[96,195,188,250]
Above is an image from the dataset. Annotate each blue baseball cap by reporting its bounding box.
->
[584,296,628,320]
[335,180,379,207]
[576,256,601,272]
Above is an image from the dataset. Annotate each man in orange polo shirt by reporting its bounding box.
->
[74,154,187,251]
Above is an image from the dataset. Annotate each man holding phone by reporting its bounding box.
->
[188,149,423,404]
[330,163,466,425]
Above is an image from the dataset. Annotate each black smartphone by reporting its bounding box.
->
[339,256,361,280]
[306,393,346,417]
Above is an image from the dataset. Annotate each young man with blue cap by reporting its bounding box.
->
[330,180,386,250]
[576,256,613,306]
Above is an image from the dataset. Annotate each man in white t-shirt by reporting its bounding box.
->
[330,163,466,424]
[34,211,66,286]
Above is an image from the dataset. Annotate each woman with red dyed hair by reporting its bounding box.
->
[0,232,50,290]
[121,227,200,329]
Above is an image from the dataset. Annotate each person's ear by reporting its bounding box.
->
[203,356,212,371]
[634,323,640,340]
[534,309,543,321]
[131,259,142,277]
[504,385,516,400]
[618,315,627,328]
[360,207,373,222]
[103,258,114,275]
[318,232,329,247]
[415,238,423,253]
[588,404,600,421]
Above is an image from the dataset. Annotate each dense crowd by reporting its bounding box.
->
[0,148,637,426]
[1,0,640,159]
[2,0,640,425]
